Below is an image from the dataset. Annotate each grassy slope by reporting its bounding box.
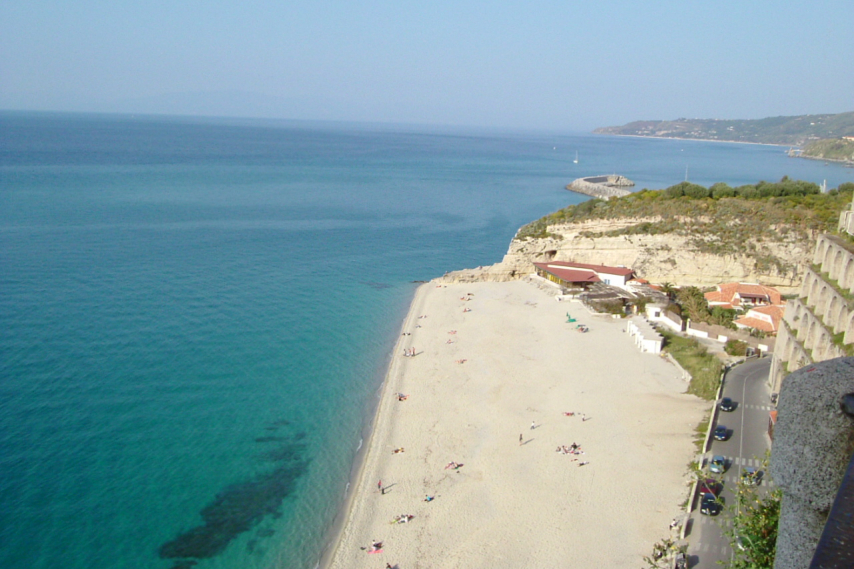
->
[516,184,854,276]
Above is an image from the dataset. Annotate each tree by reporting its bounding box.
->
[664,185,685,199]
[676,286,711,323]
[660,282,677,301]
[723,454,781,568]
[711,182,735,199]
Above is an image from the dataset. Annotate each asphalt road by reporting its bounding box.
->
[685,357,774,569]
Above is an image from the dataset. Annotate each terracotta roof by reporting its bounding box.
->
[534,263,601,284]
[542,261,634,277]
[734,304,785,333]
[705,282,782,308]
[734,316,777,333]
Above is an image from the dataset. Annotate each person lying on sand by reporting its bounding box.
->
[424,495,435,502]
[361,540,383,553]
[562,411,575,416]
[444,461,463,470]
[448,330,457,334]
[397,393,408,401]
[455,359,467,364]
[392,447,405,454]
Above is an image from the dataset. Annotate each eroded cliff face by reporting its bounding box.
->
[440,218,811,293]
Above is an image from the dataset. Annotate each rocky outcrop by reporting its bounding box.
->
[439,217,811,291]
[566,175,634,200]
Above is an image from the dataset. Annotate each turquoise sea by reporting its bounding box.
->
[1,111,851,569]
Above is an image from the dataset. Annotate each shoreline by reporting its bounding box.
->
[594,132,791,148]
[321,279,706,568]
[317,283,430,569]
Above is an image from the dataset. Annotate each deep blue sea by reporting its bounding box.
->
[1,111,851,569]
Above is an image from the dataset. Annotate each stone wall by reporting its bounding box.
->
[770,234,854,392]
[565,176,633,200]
[771,357,854,569]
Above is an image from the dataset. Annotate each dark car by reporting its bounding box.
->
[741,467,763,486]
[720,397,736,412]
[714,425,729,441]
[699,478,722,496]
[700,493,723,516]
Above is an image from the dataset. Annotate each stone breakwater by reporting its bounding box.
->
[566,175,634,200]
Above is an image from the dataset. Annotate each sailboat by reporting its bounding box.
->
[573,151,579,164]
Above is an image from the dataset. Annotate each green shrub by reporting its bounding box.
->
[724,339,749,356]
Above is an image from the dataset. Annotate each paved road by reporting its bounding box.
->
[685,357,774,568]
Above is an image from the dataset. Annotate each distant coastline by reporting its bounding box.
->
[595,132,789,148]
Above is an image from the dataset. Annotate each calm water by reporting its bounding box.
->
[1,112,851,569]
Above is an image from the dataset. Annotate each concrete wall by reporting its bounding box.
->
[770,235,854,392]
[771,357,854,569]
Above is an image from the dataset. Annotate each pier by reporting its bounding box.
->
[566,175,634,200]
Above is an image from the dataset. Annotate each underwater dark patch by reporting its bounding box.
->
[361,281,391,290]
[270,419,290,426]
[260,442,307,463]
[158,460,308,560]
[254,436,285,443]
[159,423,308,562]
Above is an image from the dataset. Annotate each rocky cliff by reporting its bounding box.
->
[439,217,811,293]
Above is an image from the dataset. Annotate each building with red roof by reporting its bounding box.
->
[734,304,785,335]
[704,282,783,310]
[533,261,635,290]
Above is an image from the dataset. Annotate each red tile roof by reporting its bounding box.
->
[734,316,777,333]
[541,261,634,277]
[534,263,601,284]
[735,304,785,333]
[704,282,782,308]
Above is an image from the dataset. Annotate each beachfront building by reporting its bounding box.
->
[733,304,785,335]
[704,282,783,310]
[533,261,635,290]
[626,317,663,354]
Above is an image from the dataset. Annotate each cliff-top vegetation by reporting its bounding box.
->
[516,179,854,276]
[801,138,854,163]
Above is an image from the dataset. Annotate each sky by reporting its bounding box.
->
[1,1,852,131]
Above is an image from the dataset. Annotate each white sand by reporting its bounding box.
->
[325,280,706,569]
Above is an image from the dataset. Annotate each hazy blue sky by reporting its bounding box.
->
[1,1,852,131]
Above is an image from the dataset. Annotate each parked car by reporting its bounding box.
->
[720,397,736,412]
[710,455,727,474]
[714,425,729,441]
[699,478,722,496]
[700,493,723,516]
[741,467,763,486]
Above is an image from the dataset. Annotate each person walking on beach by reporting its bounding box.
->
[530,420,535,430]
[519,433,523,445]
[378,479,382,493]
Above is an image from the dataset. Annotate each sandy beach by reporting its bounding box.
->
[325,279,706,569]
